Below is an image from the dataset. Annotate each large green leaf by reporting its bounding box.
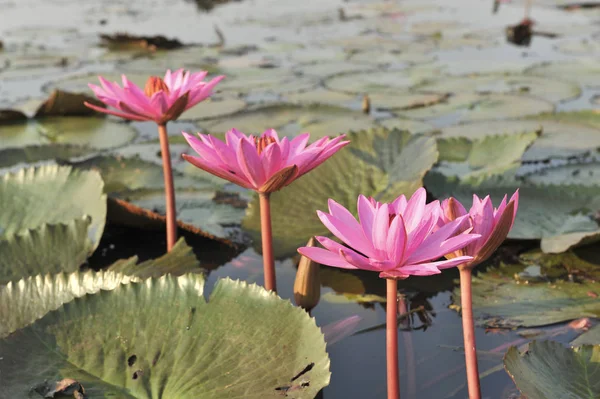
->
[1,275,331,398]
[0,238,198,337]
[107,237,202,279]
[572,325,600,346]
[434,131,539,181]
[504,340,600,399]
[242,128,438,257]
[0,218,93,284]
[425,173,600,253]
[0,270,137,339]
[0,164,107,248]
[452,251,600,328]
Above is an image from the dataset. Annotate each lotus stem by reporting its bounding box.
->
[459,267,481,399]
[386,278,400,399]
[259,193,277,292]
[157,123,177,252]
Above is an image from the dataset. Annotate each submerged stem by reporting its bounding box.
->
[157,123,177,252]
[386,278,400,399]
[459,267,482,399]
[259,193,277,292]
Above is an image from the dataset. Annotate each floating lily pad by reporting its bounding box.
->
[349,49,436,66]
[572,324,600,346]
[0,117,137,150]
[409,20,464,35]
[378,118,434,134]
[0,275,331,398]
[524,162,600,186]
[0,270,137,339]
[397,93,554,122]
[0,164,106,248]
[106,237,202,279]
[325,67,441,94]
[199,103,377,139]
[368,92,448,111]
[296,62,372,78]
[440,117,600,161]
[122,189,245,239]
[242,128,438,257]
[0,218,93,284]
[556,38,600,55]
[426,173,600,253]
[288,47,347,64]
[416,74,581,103]
[47,72,151,94]
[452,256,600,328]
[179,97,247,121]
[68,155,213,194]
[527,60,600,88]
[0,144,92,169]
[504,341,600,399]
[434,131,539,181]
[283,89,357,107]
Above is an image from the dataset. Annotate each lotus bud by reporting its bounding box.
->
[362,94,370,114]
[294,237,321,311]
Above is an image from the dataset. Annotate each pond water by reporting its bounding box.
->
[1,0,599,398]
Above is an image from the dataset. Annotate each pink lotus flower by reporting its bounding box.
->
[84,69,224,124]
[440,190,519,269]
[182,128,349,193]
[298,188,481,279]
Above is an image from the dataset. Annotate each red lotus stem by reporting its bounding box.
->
[386,278,400,399]
[259,193,277,292]
[459,267,481,399]
[157,124,177,251]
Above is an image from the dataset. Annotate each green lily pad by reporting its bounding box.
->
[68,155,215,194]
[440,117,600,161]
[0,270,137,339]
[524,162,600,187]
[527,60,600,88]
[179,97,247,121]
[0,164,106,248]
[122,189,245,239]
[368,92,448,111]
[322,292,387,304]
[378,118,434,134]
[324,67,441,94]
[0,117,137,150]
[0,275,331,398]
[119,48,221,73]
[572,325,600,346]
[0,218,93,284]
[504,341,600,399]
[425,173,600,253]
[106,237,202,279]
[434,131,539,181]
[348,48,436,66]
[416,74,581,103]
[47,72,151,94]
[242,128,438,257]
[283,89,357,107]
[530,110,600,130]
[0,144,93,169]
[296,62,372,78]
[199,103,377,139]
[556,38,600,55]
[451,253,600,328]
[397,93,554,122]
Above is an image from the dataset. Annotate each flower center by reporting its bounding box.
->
[144,76,170,97]
[255,136,277,155]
